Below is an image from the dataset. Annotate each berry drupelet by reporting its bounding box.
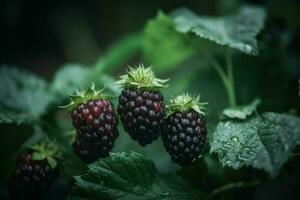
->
[162,94,207,166]
[117,64,169,146]
[62,84,119,163]
[7,141,60,200]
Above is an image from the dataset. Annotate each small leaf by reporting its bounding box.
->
[172,5,266,56]
[67,152,208,200]
[210,112,300,176]
[32,152,46,160]
[47,156,58,169]
[222,98,261,120]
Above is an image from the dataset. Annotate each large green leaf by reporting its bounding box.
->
[143,12,196,72]
[67,152,208,200]
[0,66,53,124]
[210,112,300,176]
[172,5,266,56]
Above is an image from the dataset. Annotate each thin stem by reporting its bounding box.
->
[199,48,237,107]
[226,49,236,107]
[204,53,228,86]
[202,51,230,87]
[204,53,235,107]
[210,180,260,197]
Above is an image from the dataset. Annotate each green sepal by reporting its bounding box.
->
[46,157,58,170]
[32,152,46,160]
[63,130,76,145]
[59,83,108,111]
[167,93,207,117]
[30,139,62,169]
[117,64,169,90]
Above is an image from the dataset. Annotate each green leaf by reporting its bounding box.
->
[51,64,91,96]
[210,112,300,176]
[172,5,266,56]
[51,33,142,100]
[0,66,53,124]
[32,152,46,160]
[94,33,142,73]
[99,75,121,95]
[67,152,208,200]
[0,111,32,125]
[46,156,58,169]
[143,12,196,72]
[222,98,261,120]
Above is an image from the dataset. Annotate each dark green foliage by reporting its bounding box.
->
[210,112,300,176]
[0,1,300,200]
[67,152,208,200]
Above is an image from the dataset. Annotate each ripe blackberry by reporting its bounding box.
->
[117,65,169,146]
[62,84,119,163]
[7,141,60,200]
[162,94,207,166]
[72,133,115,163]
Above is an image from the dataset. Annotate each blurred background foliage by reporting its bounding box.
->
[0,0,300,199]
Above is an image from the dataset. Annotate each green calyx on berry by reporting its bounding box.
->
[117,64,169,90]
[60,83,107,111]
[167,93,207,116]
[30,140,62,169]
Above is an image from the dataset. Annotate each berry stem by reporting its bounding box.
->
[210,180,260,197]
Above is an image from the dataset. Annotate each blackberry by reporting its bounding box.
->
[62,84,119,163]
[7,141,60,200]
[72,131,115,163]
[117,65,169,146]
[162,94,207,166]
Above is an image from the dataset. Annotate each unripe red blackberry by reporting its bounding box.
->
[162,94,207,166]
[62,84,119,163]
[117,65,169,146]
[7,141,60,200]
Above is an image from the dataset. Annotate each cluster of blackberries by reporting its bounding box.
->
[68,65,207,166]
[7,64,207,199]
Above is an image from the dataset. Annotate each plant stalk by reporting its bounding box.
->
[205,55,236,107]
[226,49,236,107]
[210,180,260,197]
[200,48,237,107]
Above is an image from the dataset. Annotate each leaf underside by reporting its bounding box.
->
[0,111,33,125]
[172,5,266,56]
[51,64,91,96]
[0,66,53,125]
